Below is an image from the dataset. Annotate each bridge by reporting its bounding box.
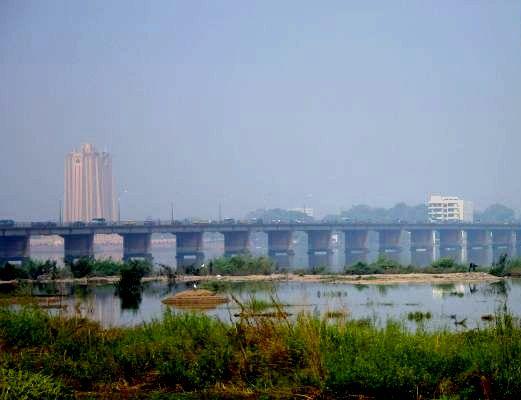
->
[1,221,520,269]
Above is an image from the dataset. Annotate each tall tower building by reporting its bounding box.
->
[64,144,117,222]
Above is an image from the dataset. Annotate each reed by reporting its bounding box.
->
[0,305,520,399]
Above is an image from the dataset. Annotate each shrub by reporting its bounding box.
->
[0,263,28,281]
[211,255,275,276]
[67,257,94,278]
[432,258,456,269]
[0,368,72,400]
[22,259,58,280]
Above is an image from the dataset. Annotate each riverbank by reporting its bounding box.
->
[179,271,501,285]
[0,306,520,399]
[0,271,501,287]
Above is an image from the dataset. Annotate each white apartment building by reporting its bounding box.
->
[428,195,474,223]
[64,144,117,223]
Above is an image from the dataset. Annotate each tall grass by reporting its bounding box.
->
[0,306,520,398]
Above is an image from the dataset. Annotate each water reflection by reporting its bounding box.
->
[5,278,521,330]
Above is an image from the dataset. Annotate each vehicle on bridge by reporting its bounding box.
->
[223,218,235,224]
[144,219,156,226]
[89,218,107,226]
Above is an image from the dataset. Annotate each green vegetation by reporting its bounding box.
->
[1,306,521,399]
[208,254,275,276]
[0,259,59,281]
[67,257,133,278]
[0,368,72,400]
[475,203,516,223]
[407,311,432,322]
[0,258,153,282]
[245,208,313,222]
[323,202,429,223]
[114,260,152,310]
[344,256,469,275]
[490,255,521,277]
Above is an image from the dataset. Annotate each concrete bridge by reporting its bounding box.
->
[1,221,520,269]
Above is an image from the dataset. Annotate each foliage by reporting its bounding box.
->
[475,204,516,223]
[21,259,58,280]
[324,203,429,223]
[490,255,521,277]
[407,311,432,322]
[345,256,471,275]
[114,260,152,310]
[90,258,125,276]
[245,208,314,222]
[210,254,275,276]
[431,258,460,269]
[66,257,94,278]
[1,306,521,399]
[0,263,28,281]
[0,368,72,400]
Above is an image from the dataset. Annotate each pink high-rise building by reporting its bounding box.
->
[64,144,117,222]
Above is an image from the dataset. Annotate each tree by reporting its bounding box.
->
[475,204,515,223]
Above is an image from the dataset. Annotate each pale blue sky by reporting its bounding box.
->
[1,1,521,220]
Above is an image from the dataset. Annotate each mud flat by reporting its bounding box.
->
[176,272,501,285]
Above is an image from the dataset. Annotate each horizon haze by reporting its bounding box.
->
[1,1,521,221]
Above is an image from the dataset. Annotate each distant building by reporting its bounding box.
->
[64,144,117,222]
[290,207,314,217]
[428,195,473,223]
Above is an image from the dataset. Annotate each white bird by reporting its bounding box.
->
[193,282,197,289]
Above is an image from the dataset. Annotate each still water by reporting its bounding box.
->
[21,278,520,331]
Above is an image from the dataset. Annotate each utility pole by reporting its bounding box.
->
[218,202,222,222]
[59,200,63,225]
[118,198,121,222]
[171,202,174,224]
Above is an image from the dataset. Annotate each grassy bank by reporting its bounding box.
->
[1,306,520,399]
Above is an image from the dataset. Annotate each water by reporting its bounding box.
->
[17,278,521,331]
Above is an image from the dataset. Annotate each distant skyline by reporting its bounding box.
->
[1,1,520,220]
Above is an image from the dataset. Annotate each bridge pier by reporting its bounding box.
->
[62,234,94,264]
[266,230,294,268]
[377,229,402,262]
[515,231,521,258]
[409,229,434,266]
[0,235,30,265]
[466,229,490,266]
[344,230,369,265]
[222,231,250,257]
[121,233,152,261]
[307,230,333,268]
[175,232,204,272]
[438,230,463,263]
[491,230,513,263]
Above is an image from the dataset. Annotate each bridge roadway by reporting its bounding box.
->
[1,221,521,269]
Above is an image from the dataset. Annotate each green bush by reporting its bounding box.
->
[90,258,123,276]
[1,307,521,398]
[0,307,51,347]
[67,257,94,278]
[21,259,58,280]
[0,263,28,281]
[0,368,72,400]
[210,255,275,276]
[344,261,383,275]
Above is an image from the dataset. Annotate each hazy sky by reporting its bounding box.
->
[1,1,521,220]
